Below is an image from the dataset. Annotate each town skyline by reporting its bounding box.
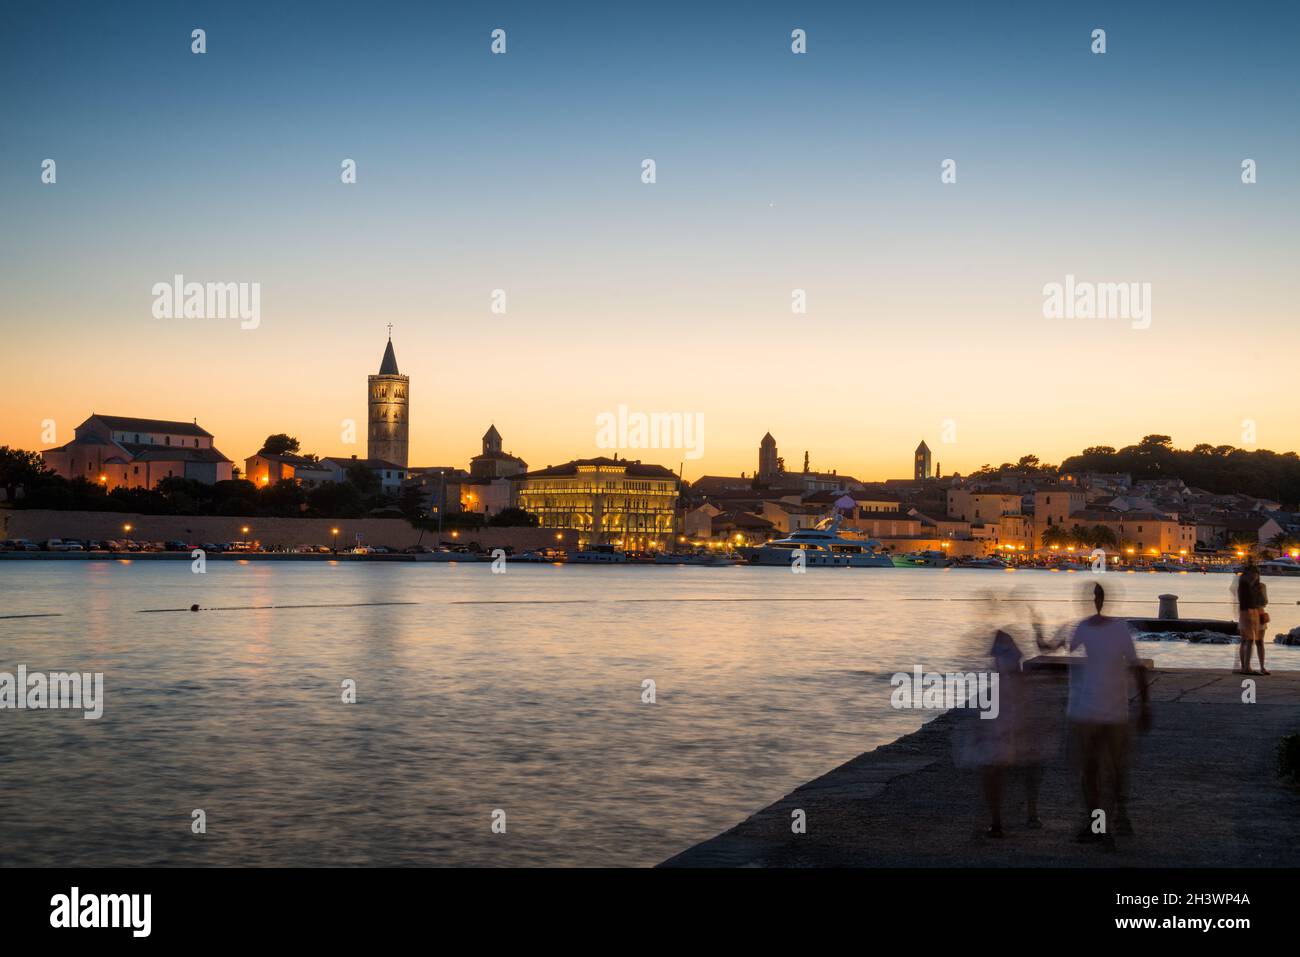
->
[10,352,1300,489]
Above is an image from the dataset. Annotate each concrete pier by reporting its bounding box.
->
[661,669,1300,867]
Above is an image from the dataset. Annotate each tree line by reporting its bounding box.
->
[969,436,1300,508]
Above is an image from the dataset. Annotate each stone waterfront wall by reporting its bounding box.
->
[0,509,568,551]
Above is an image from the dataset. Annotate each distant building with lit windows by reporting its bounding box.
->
[514,457,680,549]
[243,451,332,487]
[368,334,409,469]
[914,440,932,480]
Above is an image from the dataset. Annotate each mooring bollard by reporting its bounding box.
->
[1157,594,1179,620]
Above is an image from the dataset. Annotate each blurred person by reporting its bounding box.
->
[955,593,1055,837]
[1068,582,1151,843]
[1236,560,1270,676]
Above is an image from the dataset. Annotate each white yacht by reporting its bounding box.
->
[569,543,628,564]
[1259,557,1300,577]
[754,514,894,567]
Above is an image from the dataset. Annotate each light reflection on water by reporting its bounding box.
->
[0,562,1294,866]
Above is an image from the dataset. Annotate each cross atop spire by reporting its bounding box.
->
[378,334,400,375]
[387,322,393,339]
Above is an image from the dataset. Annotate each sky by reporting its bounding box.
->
[1,0,1297,481]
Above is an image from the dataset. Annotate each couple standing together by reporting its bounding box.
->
[1237,560,1271,675]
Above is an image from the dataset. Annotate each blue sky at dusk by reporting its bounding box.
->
[2,1,1296,477]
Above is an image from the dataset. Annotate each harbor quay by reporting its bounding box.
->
[0,509,563,554]
[661,667,1300,868]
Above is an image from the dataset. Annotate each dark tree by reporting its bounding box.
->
[0,446,53,502]
[487,507,539,527]
[260,434,301,456]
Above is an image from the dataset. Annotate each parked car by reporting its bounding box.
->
[165,541,191,552]
[44,539,80,552]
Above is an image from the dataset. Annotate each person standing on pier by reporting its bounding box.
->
[1236,561,1270,676]
[1068,582,1151,843]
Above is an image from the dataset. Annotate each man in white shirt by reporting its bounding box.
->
[1068,583,1151,842]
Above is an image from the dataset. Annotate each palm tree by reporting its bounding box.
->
[1041,525,1070,548]
[1226,532,1258,557]
[1266,531,1296,557]
[1092,525,1119,549]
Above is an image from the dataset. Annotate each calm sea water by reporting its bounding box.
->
[0,560,1295,866]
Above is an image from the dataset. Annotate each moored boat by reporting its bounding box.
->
[754,514,894,567]
[570,544,628,564]
[891,550,952,568]
[654,552,738,566]
[1260,557,1300,577]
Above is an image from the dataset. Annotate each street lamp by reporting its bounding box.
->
[331,527,340,554]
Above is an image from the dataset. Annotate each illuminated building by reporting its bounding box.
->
[514,457,680,549]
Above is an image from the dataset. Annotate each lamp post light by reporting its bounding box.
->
[331,527,340,554]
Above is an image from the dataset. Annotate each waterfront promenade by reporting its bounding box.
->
[662,668,1300,867]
